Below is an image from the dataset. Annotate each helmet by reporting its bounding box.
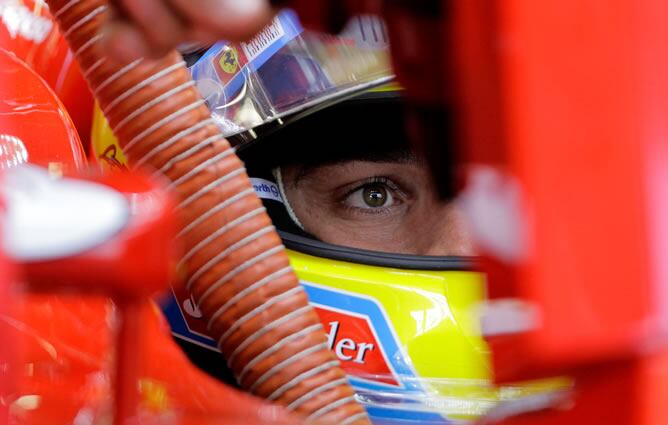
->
[91,11,565,424]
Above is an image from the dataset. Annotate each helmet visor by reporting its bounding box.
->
[190,10,394,144]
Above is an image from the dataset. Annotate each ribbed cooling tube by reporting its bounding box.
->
[46,1,370,424]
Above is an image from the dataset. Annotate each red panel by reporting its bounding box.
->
[481,352,668,425]
[0,49,85,171]
[477,0,668,378]
[0,224,16,425]
[23,169,180,298]
[0,0,94,149]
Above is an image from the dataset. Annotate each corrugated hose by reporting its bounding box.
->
[45,1,370,424]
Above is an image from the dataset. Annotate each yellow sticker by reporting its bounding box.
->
[90,102,128,170]
[218,46,239,74]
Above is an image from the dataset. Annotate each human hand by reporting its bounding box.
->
[102,0,275,62]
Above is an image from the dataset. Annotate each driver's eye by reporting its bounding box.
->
[343,179,401,210]
[362,184,389,207]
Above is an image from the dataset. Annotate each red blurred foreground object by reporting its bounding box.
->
[0,51,298,423]
[473,1,668,423]
[0,0,94,149]
[0,222,17,425]
[482,0,667,376]
[12,296,297,425]
[0,166,299,425]
[0,49,85,171]
[21,168,179,424]
[279,0,668,423]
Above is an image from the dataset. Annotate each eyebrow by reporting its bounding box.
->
[291,147,420,186]
[336,147,418,165]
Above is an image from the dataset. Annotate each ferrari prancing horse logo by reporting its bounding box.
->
[218,46,239,74]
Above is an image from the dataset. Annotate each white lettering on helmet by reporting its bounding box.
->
[250,177,283,203]
[326,321,376,364]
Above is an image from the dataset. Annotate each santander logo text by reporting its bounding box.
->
[314,306,400,387]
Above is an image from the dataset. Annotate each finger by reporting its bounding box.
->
[171,0,274,42]
[118,0,187,55]
[102,20,157,63]
[184,26,223,48]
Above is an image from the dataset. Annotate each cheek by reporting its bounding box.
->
[284,184,406,251]
[316,224,407,253]
[400,203,476,256]
[281,181,343,240]
[444,208,477,255]
[282,182,327,223]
